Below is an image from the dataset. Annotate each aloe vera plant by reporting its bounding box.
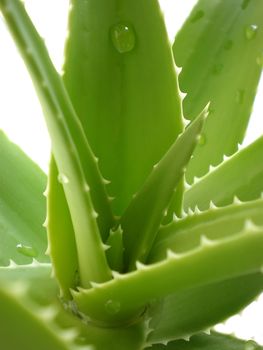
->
[0,0,263,349]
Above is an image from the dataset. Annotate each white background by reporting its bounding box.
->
[0,0,262,343]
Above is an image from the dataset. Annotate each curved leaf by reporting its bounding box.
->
[47,157,78,298]
[0,0,113,287]
[121,108,207,270]
[147,273,263,344]
[73,220,263,325]
[173,0,263,182]
[149,198,263,262]
[147,332,263,350]
[184,136,263,212]
[0,131,48,265]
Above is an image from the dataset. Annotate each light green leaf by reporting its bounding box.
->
[147,332,263,350]
[0,131,48,266]
[0,270,146,350]
[184,136,263,212]
[73,218,263,325]
[173,0,263,183]
[121,108,207,271]
[149,198,263,262]
[63,0,183,215]
[147,273,263,344]
[47,157,78,299]
[0,0,113,287]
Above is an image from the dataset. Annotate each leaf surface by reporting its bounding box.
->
[73,219,263,325]
[47,157,78,298]
[184,136,263,211]
[147,273,263,344]
[121,108,207,270]
[173,0,263,182]
[63,0,183,215]
[148,332,263,350]
[0,131,48,266]
[150,198,263,262]
[0,0,113,287]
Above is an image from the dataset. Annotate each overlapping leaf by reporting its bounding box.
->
[121,109,206,270]
[184,136,263,211]
[63,0,183,215]
[0,131,48,266]
[0,0,113,287]
[148,332,263,350]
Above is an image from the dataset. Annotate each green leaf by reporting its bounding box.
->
[173,0,263,183]
[0,269,146,350]
[147,332,263,350]
[0,131,48,266]
[147,273,263,344]
[63,0,183,215]
[106,226,124,272]
[0,0,113,287]
[121,108,207,271]
[184,136,263,212]
[47,157,78,299]
[0,281,92,350]
[0,261,56,304]
[73,218,263,325]
[149,198,263,262]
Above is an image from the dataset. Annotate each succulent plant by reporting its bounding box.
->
[0,0,263,349]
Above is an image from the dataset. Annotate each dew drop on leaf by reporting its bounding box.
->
[110,23,136,53]
[57,173,69,184]
[198,134,206,146]
[190,10,205,23]
[105,299,121,315]
[245,340,260,350]
[256,52,263,67]
[245,24,258,40]
[236,89,245,105]
[16,244,38,258]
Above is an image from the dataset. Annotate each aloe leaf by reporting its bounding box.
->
[0,0,113,287]
[147,332,263,350]
[47,157,78,298]
[121,108,207,271]
[0,261,58,305]
[106,226,124,272]
[63,0,183,215]
[147,273,263,344]
[0,281,94,350]
[0,131,48,266]
[0,271,146,350]
[173,0,263,183]
[184,136,263,211]
[73,220,263,325]
[149,198,263,262]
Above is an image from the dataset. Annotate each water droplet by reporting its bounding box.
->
[110,23,136,54]
[57,173,69,184]
[16,244,38,258]
[245,340,259,350]
[105,300,121,315]
[223,39,233,50]
[236,89,245,105]
[241,0,252,10]
[256,52,263,67]
[245,24,258,40]
[198,134,206,146]
[212,63,223,75]
[190,10,205,23]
